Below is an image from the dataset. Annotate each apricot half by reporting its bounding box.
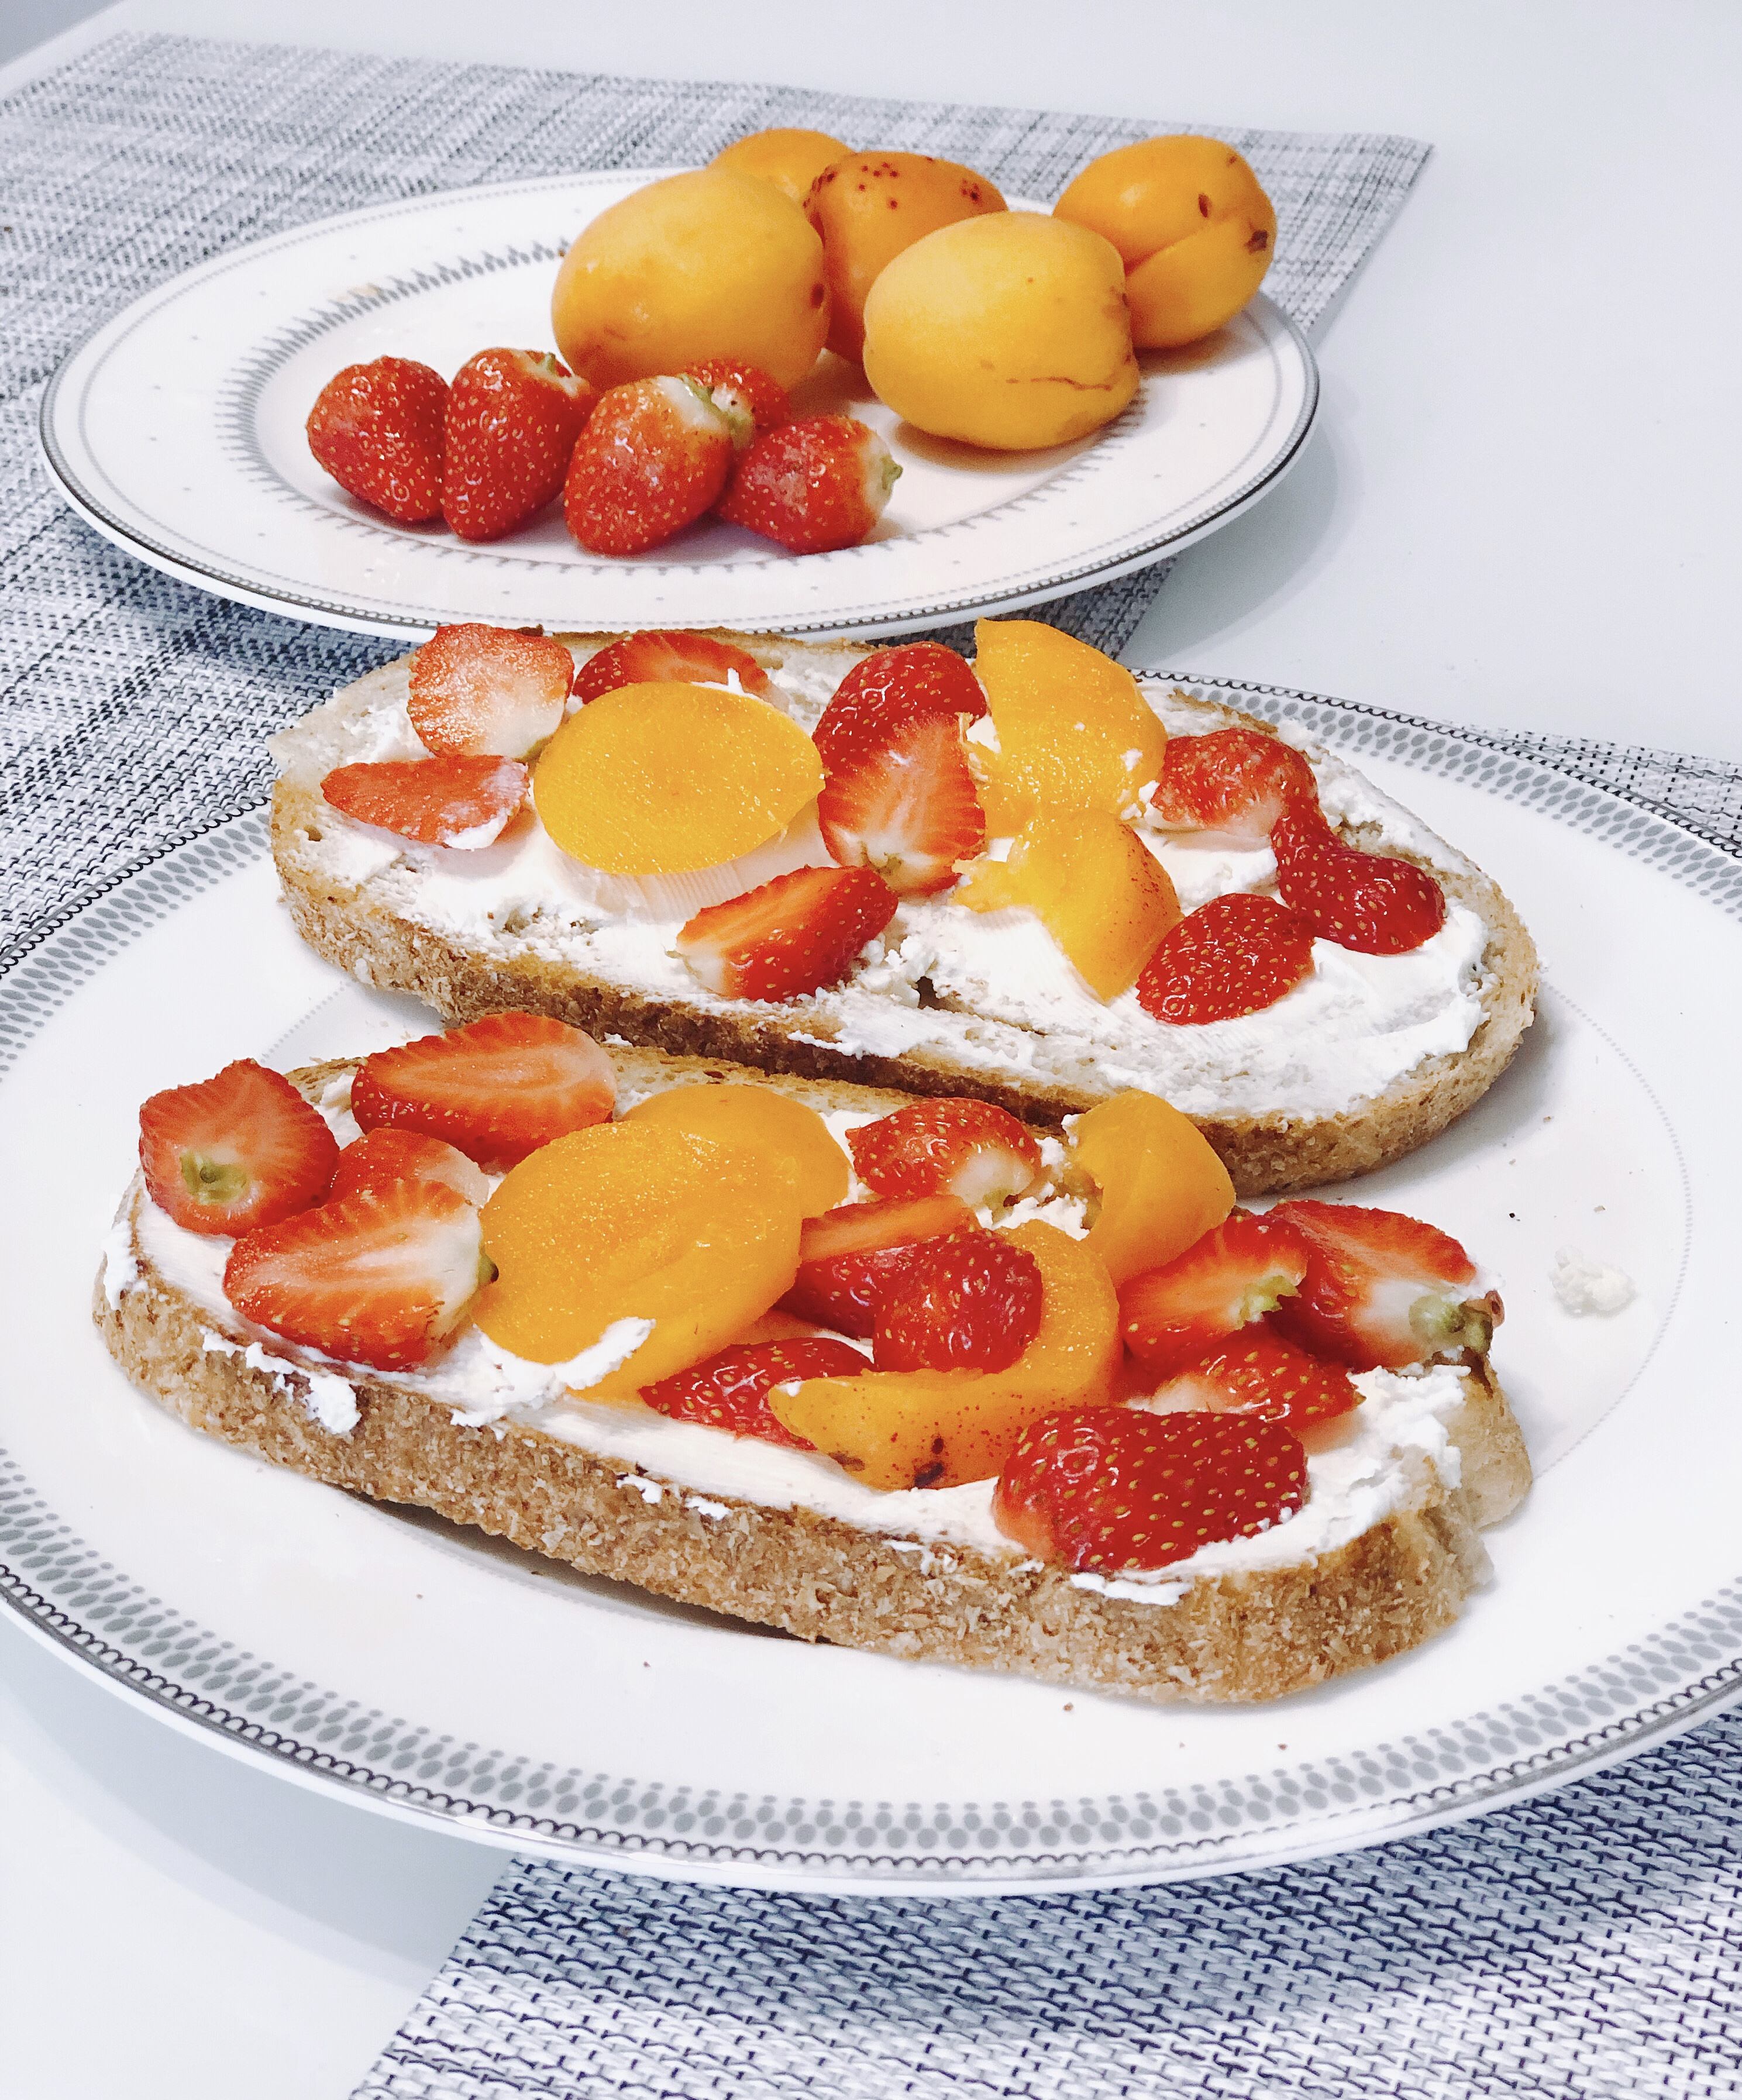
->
[861,212,1138,451]
[551,168,829,393]
[769,1221,1120,1489]
[624,1083,850,1217]
[534,683,824,874]
[1069,1090,1234,1286]
[1054,135,1276,349]
[805,150,1006,364]
[476,1121,803,1394]
[712,128,851,207]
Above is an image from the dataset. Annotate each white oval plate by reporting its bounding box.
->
[3,686,1739,1894]
[37,171,1316,641]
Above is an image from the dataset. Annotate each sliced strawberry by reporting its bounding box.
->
[1148,727,1321,843]
[440,348,595,542]
[779,1193,976,1335]
[139,1061,338,1238]
[640,1337,866,1447]
[718,414,899,555]
[813,642,988,772]
[1120,1211,1313,1373]
[1135,891,1316,1024]
[563,376,735,556]
[305,357,447,523]
[224,1181,486,1373]
[1147,1331,1360,1433]
[350,1013,617,1169]
[681,359,790,443]
[992,1407,1308,1572]
[321,755,529,848]
[572,630,772,705]
[1272,815,1448,955]
[1266,1200,1495,1371]
[675,865,898,1002]
[848,1098,1043,1208]
[818,713,986,895]
[328,1126,493,1207]
[407,623,573,758]
[873,1232,1044,1373]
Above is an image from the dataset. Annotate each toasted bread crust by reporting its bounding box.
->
[96,1182,1531,1709]
[268,642,1538,1196]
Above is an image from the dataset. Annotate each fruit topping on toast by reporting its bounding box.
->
[328,1127,493,1207]
[350,1013,616,1169]
[623,1083,849,1215]
[321,755,530,848]
[407,624,573,758]
[642,1337,863,1447]
[1135,891,1317,1024]
[1068,1092,1235,1284]
[718,414,900,555]
[440,349,596,543]
[992,1409,1307,1572]
[563,375,735,556]
[1142,1332,1361,1437]
[572,629,772,704]
[225,1181,488,1372]
[139,1060,339,1237]
[1118,1210,1313,1374]
[1273,814,1448,956]
[1266,1200,1497,1370]
[305,356,447,524]
[675,865,898,1000]
[1148,725,1320,845]
[817,712,986,896]
[811,641,988,770]
[872,1232,1045,1373]
[780,1193,977,1335]
[848,1097,1042,1208]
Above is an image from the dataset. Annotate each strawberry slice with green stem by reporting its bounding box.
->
[1120,1210,1313,1374]
[139,1059,338,1237]
[1266,1199,1496,1371]
[641,1337,866,1447]
[818,712,986,895]
[848,1097,1043,1209]
[321,755,529,848]
[407,624,574,759]
[441,348,595,543]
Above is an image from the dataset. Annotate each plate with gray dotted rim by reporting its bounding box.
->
[38,170,1316,643]
[2,679,1738,1894]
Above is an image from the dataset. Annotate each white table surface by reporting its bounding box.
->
[4,4,1740,2093]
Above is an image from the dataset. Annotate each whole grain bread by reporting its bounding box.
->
[269,631,1538,1197]
[95,1051,1533,1706]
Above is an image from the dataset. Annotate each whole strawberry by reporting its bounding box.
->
[307,356,448,522]
[442,348,595,542]
[563,376,734,556]
[682,358,791,443]
[719,414,900,554]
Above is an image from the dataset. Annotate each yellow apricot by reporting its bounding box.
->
[769,1222,1120,1489]
[804,150,1006,363]
[957,808,1180,1001]
[1069,1090,1234,1286]
[476,1123,804,1393]
[623,1083,849,1217]
[712,128,851,207]
[533,683,824,875]
[1054,136,1276,349]
[860,212,1138,451]
[968,619,1166,831]
[550,168,829,392]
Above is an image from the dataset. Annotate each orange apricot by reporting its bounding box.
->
[623,1083,850,1217]
[712,128,852,207]
[769,1221,1120,1489]
[956,808,1180,1000]
[533,683,824,874]
[1054,136,1276,349]
[805,150,1006,363]
[475,1121,804,1395]
[1069,1090,1234,1287]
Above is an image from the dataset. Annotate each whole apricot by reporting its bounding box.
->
[712,126,852,206]
[861,212,1138,452]
[1053,135,1276,349]
[551,168,829,393]
[805,150,1006,363]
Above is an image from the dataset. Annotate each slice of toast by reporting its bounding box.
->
[268,632,1538,1197]
[96,1049,1531,1706]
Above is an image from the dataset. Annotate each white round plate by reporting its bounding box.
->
[4,688,1739,1894]
[38,171,1316,641]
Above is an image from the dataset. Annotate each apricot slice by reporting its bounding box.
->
[533,683,824,874]
[475,1122,804,1394]
[712,128,851,208]
[956,808,1181,1000]
[769,1221,1120,1489]
[1069,1090,1234,1287]
[623,1083,850,1217]
[968,620,1166,832]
